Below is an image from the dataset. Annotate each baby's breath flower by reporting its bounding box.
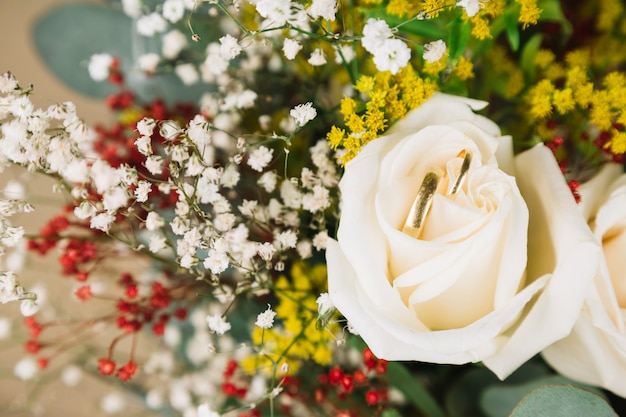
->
[308,48,327,66]
[275,230,297,250]
[255,0,293,26]
[219,34,243,60]
[206,313,231,335]
[162,30,188,59]
[175,63,199,85]
[14,357,38,380]
[135,136,153,156]
[204,250,229,274]
[145,212,165,231]
[149,235,168,253]
[247,146,274,172]
[87,53,113,82]
[282,39,302,60]
[316,292,334,315]
[423,39,447,63]
[307,0,338,21]
[90,212,115,232]
[100,392,126,414]
[0,72,18,94]
[457,0,482,17]
[373,38,411,74]
[137,53,160,74]
[145,155,164,175]
[312,231,328,251]
[361,18,392,54]
[258,171,277,192]
[20,298,38,317]
[162,0,185,23]
[255,305,277,329]
[136,12,167,37]
[290,102,317,127]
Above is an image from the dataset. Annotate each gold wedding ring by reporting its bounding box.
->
[402,150,472,240]
[402,170,440,239]
[448,150,472,196]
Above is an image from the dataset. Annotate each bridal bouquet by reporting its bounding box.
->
[2,0,626,416]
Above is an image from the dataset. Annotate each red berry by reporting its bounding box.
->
[365,390,380,406]
[98,358,116,375]
[37,357,49,369]
[75,285,92,301]
[25,340,42,354]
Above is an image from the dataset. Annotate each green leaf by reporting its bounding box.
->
[33,3,211,104]
[481,376,605,417]
[520,33,543,83]
[446,358,551,417]
[509,385,618,417]
[447,17,471,63]
[381,409,404,417]
[504,12,520,51]
[386,362,445,417]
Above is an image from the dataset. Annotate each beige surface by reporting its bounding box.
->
[0,1,158,416]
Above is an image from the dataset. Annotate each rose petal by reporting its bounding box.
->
[483,144,600,378]
[327,239,547,362]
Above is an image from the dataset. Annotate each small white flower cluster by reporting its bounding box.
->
[361,18,411,74]
[0,271,37,316]
[0,72,95,176]
[119,0,350,87]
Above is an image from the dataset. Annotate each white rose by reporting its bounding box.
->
[326,94,600,378]
[542,163,626,397]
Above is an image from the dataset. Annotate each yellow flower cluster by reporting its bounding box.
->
[526,48,626,153]
[327,66,436,164]
[241,263,338,376]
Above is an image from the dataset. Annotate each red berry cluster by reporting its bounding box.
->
[314,347,390,416]
[23,317,49,370]
[219,360,263,417]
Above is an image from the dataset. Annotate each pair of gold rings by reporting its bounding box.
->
[402,150,472,239]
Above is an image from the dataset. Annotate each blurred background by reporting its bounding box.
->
[0,1,157,416]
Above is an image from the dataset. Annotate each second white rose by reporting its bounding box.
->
[326,94,601,378]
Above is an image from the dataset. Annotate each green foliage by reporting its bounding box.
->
[33,3,210,104]
[510,385,618,417]
[447,17,471,63]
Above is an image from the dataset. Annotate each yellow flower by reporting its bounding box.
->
[590,91,614,130]
[597,0,624,31]
[422,0,447,17]
[454,56,475,80]
[565,49,591,68]
[534,49,555,68]
[553,88,576,115]
[327,126,345,150]
[527,80,555,119]
[355,76,374,94]
[470,16,492,40]
[607,131,626,154]
[516,0,542,28]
